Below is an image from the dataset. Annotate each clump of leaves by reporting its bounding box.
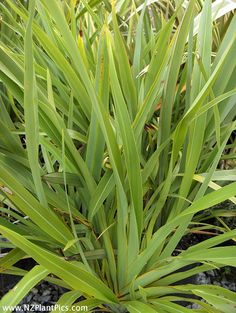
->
[0,0,236,312]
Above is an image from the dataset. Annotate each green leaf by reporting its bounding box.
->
[88,171,115,219]
[42,172,82,187]
[0,248,25,273]
[0,265,49,309]
[111,1,137,119]
[182,246,236,267]
[158,0,195,177]
[177,285,236,313]
[127,182,236,282]
[0,162,74,246]
[0,226,118,304]
[52,290,81,313]
[125,301,161,313]
[108,33,143,236]
[24,0,47,207]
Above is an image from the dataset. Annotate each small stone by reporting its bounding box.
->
[32,294,38,300]
[42,295,51,302]
[206,270,215,276]
[191,303,201,309]
[213,281,220,286]
[58,287,65,293]
[26,293,33,302]
[42,290,51,296]
[31,288,38,295]
[195,272,211,285]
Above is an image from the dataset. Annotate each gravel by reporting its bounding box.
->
[196,267,236,291]
[186,267,236,309]
[11,281,67,313]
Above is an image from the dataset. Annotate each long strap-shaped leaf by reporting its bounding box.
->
[172,29,236,163]
[0,226,118,304]
[107,32,143,237]
[0,248,25,273]
[0,161,74,246]
[107,31,143,283]
[52,290,82,313]
[152,300,207,313]
[181,246,236,267]
[175,284,236,313]
[125,301,164,313]
[173,0,212,216]
[160,122,235,259]
[0,265,49,309]
[126,182,236,283]
[38,0,124,187]
[24,0,47,207]
[111,0,137,120]
[158,0,195,179]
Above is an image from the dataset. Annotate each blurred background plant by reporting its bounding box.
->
[0,0,236,312]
